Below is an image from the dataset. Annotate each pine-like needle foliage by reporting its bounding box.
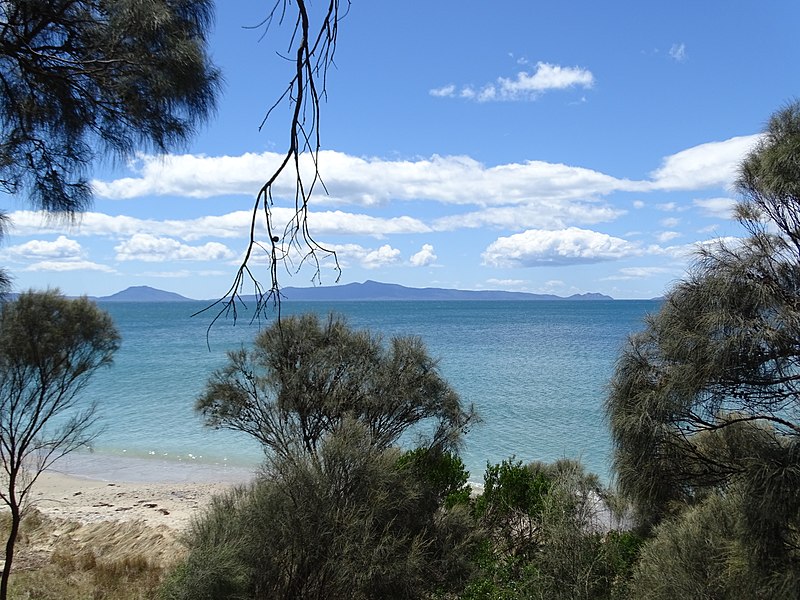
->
[606,102,800,583]
[0,0,220,213]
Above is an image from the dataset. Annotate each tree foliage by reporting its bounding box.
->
[163,420,479,600]
[465,459,636,600]
[606,101,800,576]
[629,489,800,599]
[0,290,119,599]
[197,312,475,458]
[178,315,480,598]
[0,0,220,214]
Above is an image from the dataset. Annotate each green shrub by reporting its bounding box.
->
[397,447,472,508]
[164,421,479,600]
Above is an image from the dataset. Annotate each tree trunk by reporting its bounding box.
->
[0,502,20,600]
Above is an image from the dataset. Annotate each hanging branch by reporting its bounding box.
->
[199,0,348,327]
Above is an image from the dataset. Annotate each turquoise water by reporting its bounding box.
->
[66,300,658,485]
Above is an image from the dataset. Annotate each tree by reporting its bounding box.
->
[606,102,800,574]
[0,290,119,600]
[196,312,476,458]
[629,490,799,599]
[0,0,220,291]
[178,314,479,598]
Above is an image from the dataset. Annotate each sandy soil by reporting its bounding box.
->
[27,470,240,531]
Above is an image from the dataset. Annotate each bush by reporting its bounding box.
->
[163,421,479,600]
[465,459,638,600]
[630,490,800,600]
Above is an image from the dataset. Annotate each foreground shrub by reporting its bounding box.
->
[630,491,800,599]
[162,421,479,600]
[465,459,639,600]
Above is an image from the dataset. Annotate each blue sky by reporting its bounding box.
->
[3,1,799,299]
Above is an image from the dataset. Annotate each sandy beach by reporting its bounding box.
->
[1,463,253,585]
[28,470,238,531]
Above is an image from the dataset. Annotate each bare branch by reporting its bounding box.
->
[200,0,349,327]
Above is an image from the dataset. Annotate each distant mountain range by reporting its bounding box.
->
[92,281,614,302]
[276,280,613,301]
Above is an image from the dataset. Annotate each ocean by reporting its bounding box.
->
[55,299,658,486]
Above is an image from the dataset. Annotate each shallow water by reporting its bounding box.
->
[65,299,657,485]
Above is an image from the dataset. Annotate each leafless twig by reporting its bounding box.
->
[197,0,349,330]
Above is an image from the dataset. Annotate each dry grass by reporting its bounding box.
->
[1,510,185,599]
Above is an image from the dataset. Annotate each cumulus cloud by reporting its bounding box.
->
[409,244,437,267]
[660,217,680,228]
[432,201,623,232]
[429,84,456,97]
[432,62,594,102]
[656,231,681,243]
[6,235,83,260]
[9,209,430,241]
[92,151,634,210]
[114,234,235,262]
[482,227,640,267]
[89,134,759,216]
[327,243,402,270]
[694,197,737,218]
[649,134,760,190]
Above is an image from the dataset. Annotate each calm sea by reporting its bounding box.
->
[56,300,658,485]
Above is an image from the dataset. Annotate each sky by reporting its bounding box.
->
[3,1,800,300]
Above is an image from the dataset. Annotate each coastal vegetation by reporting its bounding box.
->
[0,291,119,599]
[1,2,799,597]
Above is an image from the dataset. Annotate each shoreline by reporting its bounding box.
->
[28,470,240,531]
[21,453,258,531]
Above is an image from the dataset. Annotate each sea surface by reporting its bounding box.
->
[54,300,659,486]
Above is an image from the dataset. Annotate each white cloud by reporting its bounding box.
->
[409,244,437,267]
[603,266,675,280]
[647,236,743,260]
[669,43,687,62]
[363,244,402,269]
[9,209,430,241]
[486,278,528,288]
[6,235,83,260]
[433,62,595,103]
[429,84,456,97]
[92,151,636,209]
[88,134,758,218]
[656,202,688,212]
[1,235,116,273]
[694,197,737,218]
[432,202,622,232]
[308,211,431,236]
[633,200,645,209]
[660,217,680,228]
[482,227,640,267]
[650,134,760,190]
[327,243,402,270]
[24,260,114,273]
[114,234,235,262]
[656,231,681,243]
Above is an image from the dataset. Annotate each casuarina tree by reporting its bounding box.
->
[0,290,119,599]
[606,102,800,588]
